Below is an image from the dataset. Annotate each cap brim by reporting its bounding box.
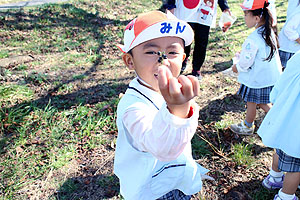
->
[240,3,250,10]
[116,44,126,53]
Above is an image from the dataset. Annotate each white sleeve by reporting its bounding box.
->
[236,38,258,73]
[284,13,300,41]
[122,102,199,161]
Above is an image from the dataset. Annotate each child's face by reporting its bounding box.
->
[243,10,259,28]
[122,37,186,91]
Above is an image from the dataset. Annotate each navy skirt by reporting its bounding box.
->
[276,149,300,172]
[238,84,273,104]
[279,50,295,68]
[157,189,191,200]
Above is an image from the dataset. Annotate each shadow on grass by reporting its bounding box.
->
[201,60,233,75]
[199,93,245,124]
[224,179,278,200]
[0,2,130,144]
[55,174,120,200]
[0,3,129,33]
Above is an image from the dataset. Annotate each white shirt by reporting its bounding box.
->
[114,77,208,199]
[236,28,282,88]
[122,78,198,161]
[279,11,300,53]
[287,0,300,19]
[174,0,218,27]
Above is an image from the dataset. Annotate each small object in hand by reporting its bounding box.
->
[222,21,231,32]
[157,51,167,63]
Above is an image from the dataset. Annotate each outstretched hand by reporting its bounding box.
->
[158,66,200,118]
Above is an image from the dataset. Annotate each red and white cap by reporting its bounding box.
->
[117,10,194,53]
[240,0,268,10]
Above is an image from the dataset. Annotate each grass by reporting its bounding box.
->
[231,143,254,166]
[1,99,118,198]
[0,0,291,199]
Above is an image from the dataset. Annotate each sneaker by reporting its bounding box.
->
[229,121,255,135]
[274,194,299,200]
[191,70,202,80]
[262,175,284,190]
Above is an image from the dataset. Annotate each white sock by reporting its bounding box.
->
[270,169,284,182]
[278,189,296,200]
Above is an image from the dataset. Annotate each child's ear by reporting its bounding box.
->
[122,53,135,70]
[255,15,261,23]
[182,53,186,62]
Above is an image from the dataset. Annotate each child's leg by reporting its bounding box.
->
[263,152,285,190]
[282,172,300,195]
[273,150,300,199]
[258,103,272,113]
[192,23,210,72]
[275,173,300,200]
[245,102,257,125]
[229,102,256,135]
[272,152,281,172]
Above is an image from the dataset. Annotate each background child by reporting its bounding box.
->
[114,11,209,199]
[229,0,282,135]
[287,0,300,18]
[258,50,300,200]
[278,0,300,69]
[162,0,231,79]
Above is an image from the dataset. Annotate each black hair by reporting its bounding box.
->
[127,49,133,56]
[249,1,278,61]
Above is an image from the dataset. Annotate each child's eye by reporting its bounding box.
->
[168,52,179,55]
[145,51,157,55]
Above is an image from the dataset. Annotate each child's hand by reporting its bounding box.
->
[232,64,238,73]
[158,66,199,118]
[222,21,231,32]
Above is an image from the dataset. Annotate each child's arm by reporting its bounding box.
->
[283,13,300,43]
[218,0,230,13]
[122,102,199,161]
[234,39,258,73]
[158,66,199,118]
[162,0,176,12]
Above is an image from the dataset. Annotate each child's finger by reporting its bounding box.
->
[186,75,200,96]
[158,66,172,95]
[168,77,182,95]
[177,75,193,96]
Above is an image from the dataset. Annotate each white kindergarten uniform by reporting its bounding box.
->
[258,50,300,159]
[114,78,208,199]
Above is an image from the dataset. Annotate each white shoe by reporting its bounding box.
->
[229,121,255,135]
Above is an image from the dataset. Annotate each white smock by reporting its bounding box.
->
[258,50,300,159]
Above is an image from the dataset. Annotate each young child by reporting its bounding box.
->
[114,11,209,199]
[278,0,300,69]
[258,50,300,200]
[229,0,282,135]
[162,0,231,79]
